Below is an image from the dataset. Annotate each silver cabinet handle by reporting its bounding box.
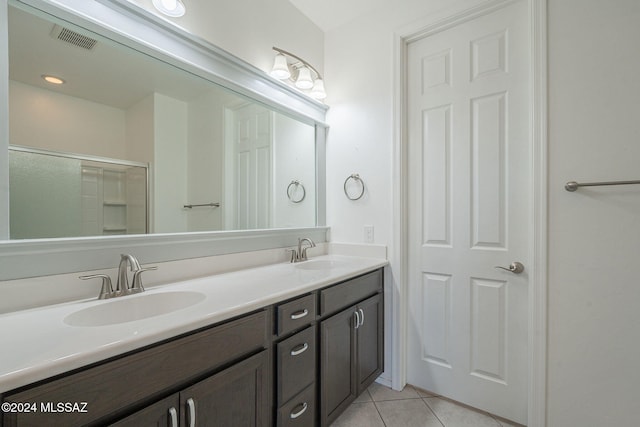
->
[290,402,308,419]
[359,308,365,326]
[168,407,178,427]
[354,310,361,329]
[494,261,525,274]
[186,397,196,427]
[290,309,309,320]
[290,342,309,356]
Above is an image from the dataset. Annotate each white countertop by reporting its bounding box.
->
[0,255,387,393]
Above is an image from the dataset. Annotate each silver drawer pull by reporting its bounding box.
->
[290,342,309,356]
[290,402,308,419]
[186,397,196,427]
[290,309,309,320]
[169,407,178,427]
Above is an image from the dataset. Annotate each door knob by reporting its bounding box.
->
[495,261,525,274]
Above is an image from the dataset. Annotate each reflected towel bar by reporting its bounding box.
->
[183,202,220,208]
[565,180,640,192]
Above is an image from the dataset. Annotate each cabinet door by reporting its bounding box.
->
[356,293,384,394]
[110,394,180,427]
[320,305,357,426]
[180,350,271,427]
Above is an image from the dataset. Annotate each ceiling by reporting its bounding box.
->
[287,0,392,32]
[8,6,217,110]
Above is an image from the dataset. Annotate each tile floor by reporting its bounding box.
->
[330,383,522,427]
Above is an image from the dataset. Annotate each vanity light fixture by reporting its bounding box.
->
[41,74,65,85]
[152,0,186,17]
[269,47,326,100]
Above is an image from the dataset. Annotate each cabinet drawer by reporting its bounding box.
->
[277,325,316,405]
[2,309,270,427]
[277,293,316,336]
[320,269,382,317]
[277,383,316,427]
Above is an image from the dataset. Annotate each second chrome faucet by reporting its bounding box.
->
[80,254,157,299]
[288,238,316,263]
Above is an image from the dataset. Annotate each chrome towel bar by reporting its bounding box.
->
[565,180,640,192]
[183,202,220,208]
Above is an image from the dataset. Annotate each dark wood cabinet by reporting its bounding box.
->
[178,350,271,427]
[1,267,384,427]
[2,310,271,427]
[320,303,358,425]
[356,294,384,394]
[111,351,271,427]
[276,325,316,406]
[274,293,317,427]
[320,292,383,427]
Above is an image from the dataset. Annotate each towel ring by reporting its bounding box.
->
[344,174,365,200]
[287,180,306,203]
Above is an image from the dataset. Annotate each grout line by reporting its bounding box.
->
[364,388,373,403]
[491,415,504,427]
[371,397,424,402]
[372,400,389,427]
[422,397,446,427]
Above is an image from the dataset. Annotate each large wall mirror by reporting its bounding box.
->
[7,4,316,239]
[0,0,328,280]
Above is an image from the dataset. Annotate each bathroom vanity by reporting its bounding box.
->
[0,257,385,427]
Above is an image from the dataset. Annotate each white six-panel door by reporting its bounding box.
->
[406,1,529,423]
[227,103,272,230]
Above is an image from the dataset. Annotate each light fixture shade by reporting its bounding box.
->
[270,54,291,80]
[152,0,186,17]
[310,78,327,100]
[295,66,314,90]
[42,75,65,85]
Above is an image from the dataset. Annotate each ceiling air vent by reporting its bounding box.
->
[50,25,98,50]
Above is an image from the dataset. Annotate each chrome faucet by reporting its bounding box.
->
[116,253,142,296]
[80,254,157,299]
[289,238,316,263]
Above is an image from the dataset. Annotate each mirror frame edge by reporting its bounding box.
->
[0,0,8,240]
[0,0,329,281]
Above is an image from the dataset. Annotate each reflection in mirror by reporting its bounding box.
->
[9,146,148,239]
[7,5,317,239]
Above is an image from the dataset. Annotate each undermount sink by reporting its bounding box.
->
[294,260,349,270]
[64,291,206,327]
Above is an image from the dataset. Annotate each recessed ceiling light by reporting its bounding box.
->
[42,75,65,85]
[152,0,186,17]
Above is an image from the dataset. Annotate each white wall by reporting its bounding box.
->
[186,89,227,232]
[273,113,316,228]
[546,0,640,424]
[9,80,127,158]
[153,93,188,233]
[125,94,154,164]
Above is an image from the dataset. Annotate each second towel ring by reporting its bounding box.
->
[344,174,365,200]
[287,180,306,203]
